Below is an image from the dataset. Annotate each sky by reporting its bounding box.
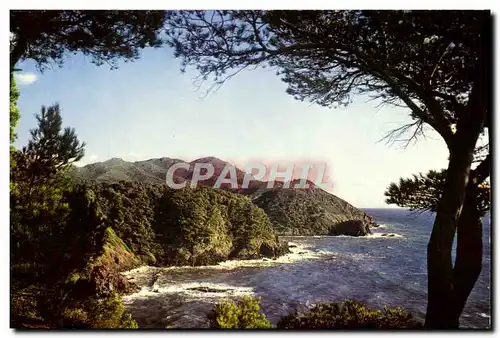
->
[13,46,451,208]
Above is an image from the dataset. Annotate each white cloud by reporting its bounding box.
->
[74,154,99,167]
[117,152,144,162]
[14,72,38,85]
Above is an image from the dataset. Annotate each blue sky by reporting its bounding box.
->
[13,46,451,208]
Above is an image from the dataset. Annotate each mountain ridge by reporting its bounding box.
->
[70,156,376,236]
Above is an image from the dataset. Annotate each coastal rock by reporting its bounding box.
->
[259,242,276,257]
[328,220,371,236]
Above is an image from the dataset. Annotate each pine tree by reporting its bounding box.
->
[10,72,21,145]
[11,104,85,266]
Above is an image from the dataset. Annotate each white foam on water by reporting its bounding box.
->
[287,233,403,239]
[216,242,333,269]
[286,235,339,239]
[138,242,331,273]
[122,241,336,300]
[373,223,391,229]
[122,281,255,303]
[122,265,155,276]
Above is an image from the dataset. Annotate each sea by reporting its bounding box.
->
[121,208,491,329]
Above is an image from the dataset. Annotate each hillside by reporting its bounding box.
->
[11,180,288,328]
[253,187,374,236]
[71,156,376,236]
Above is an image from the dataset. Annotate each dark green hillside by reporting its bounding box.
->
[253,187,374,236]
[11,179,287,328]
[72,157,376,236]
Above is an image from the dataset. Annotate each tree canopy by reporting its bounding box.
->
[165,10,489,145]
[10,74,21,144]
[385,168,490,216]
[10,10,166,70]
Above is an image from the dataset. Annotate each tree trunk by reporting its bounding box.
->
[425,142,487,329]
[450,182,483,326]
[450,154,490,325]
[425,144,476,328]
[425,16,489,327]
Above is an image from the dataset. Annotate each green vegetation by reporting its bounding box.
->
[164,10,490,328]
[253,188,372,236]
[277,300,422,329]
[10,106,285,328]
[385,169,490,216]
[67,181,287,267]
[209,296,273,328]
[70,157,376,237]
[209,296,422,330]
[12,10,491,329]
[10,10,165,71]
[10,10,164,329]
[9,72,20,145]
[61,293,138,329]
[384,164,490,325]
[9,104,138,329]
[12,175,286,328]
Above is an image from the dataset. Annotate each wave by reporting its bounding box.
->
[373,223,392,229]
[216,243,333,269]
[122,242,335,283]
[284,232,403,239]
[122,281,255,304]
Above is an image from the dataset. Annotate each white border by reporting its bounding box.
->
[2,3,498,338]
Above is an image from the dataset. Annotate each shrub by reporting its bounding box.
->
[11,285,45,327]
[209,296,273,329]
[61,292,138,328]
[276,299,422,329]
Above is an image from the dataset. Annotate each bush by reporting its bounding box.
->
[11,284,45,327]
[209,296,273,329]
[61,292,138,329]
[276,299,422,329]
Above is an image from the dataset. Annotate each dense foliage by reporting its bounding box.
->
[70,157,376,237]
[10,72,21,144]
[11,178,286,327]
[253,188,373,236]
[277,299,422,329]
[10,102,285,328]
[11,104,85,267]
[11,10,491,329]
[10,10,166,70]
[209,296,273,329]
[61,292,138,329]
[9,104,136,329]
[209,296,422,329]
[72,181,287,267]
[385,169,490,216]
[10,71,21,196]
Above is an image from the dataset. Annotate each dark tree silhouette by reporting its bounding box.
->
[385,168,490,216]
[10,10,166,70]
[163,10,491,328]
[385,155,490,323]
